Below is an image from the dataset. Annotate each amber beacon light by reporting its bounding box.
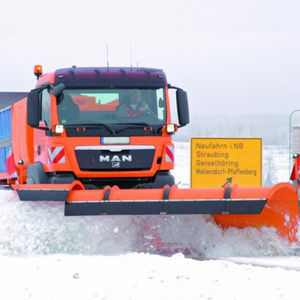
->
[34,65,43,79]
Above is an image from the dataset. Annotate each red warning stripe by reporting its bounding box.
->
[166,146,174,162]
[48,147,65,164]
[52,148,65,164]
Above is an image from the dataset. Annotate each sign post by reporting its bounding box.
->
[191,138,262,188]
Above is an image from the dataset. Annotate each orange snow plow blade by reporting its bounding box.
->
[213,183,299,242]
[13,181,299,242]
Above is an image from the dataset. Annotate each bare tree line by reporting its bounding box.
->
[175,114,290,146]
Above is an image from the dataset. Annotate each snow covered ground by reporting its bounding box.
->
[0,142,299,300]
[2,253,300,300]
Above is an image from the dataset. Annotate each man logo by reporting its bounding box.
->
[99,155,132,162]
[112,162,120,168]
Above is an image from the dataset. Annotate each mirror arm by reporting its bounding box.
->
[52,83,66,97]
[36,83,64,95]
[167,84,183,91]
[37,126,49,131]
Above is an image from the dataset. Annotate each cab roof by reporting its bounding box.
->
[54,67,167,89]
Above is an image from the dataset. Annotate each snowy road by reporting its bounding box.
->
[0,142,299,300]
[2,254,300,300]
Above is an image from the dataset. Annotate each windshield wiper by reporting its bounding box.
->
[116,122,150,127]
[114,122,150,134]
[114,122,162,134]
[65,123,116,136]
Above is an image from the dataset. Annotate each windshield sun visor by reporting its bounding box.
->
[55,67,166,88]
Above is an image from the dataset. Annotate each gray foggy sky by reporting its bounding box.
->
[0,0,299,114]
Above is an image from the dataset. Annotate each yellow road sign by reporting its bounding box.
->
[191,138,262,188]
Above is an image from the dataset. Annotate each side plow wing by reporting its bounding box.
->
[12,181,299,242]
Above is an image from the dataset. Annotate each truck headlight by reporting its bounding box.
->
[55,125,64,134]
[166,123,176,134]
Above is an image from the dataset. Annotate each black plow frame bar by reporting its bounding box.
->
[64,198,267,216]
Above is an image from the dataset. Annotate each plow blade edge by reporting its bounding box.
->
[64,198,267,216]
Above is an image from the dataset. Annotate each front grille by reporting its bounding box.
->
[75,149,155,171]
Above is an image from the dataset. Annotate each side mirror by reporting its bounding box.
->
[52,83,65,97]
[176,89,189,127]
[27,88,41,127]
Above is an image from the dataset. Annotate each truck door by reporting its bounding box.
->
[33,88,51,164]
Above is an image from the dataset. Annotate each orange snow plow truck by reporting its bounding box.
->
[0,66,299,242]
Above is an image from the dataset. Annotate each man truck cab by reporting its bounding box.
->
[25,66,189,189]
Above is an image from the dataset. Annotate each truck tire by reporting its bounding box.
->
[153,171,175,187]
[49,173,75,184]
[26,162,49,184]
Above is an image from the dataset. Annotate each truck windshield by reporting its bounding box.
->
[57,88,166,126]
